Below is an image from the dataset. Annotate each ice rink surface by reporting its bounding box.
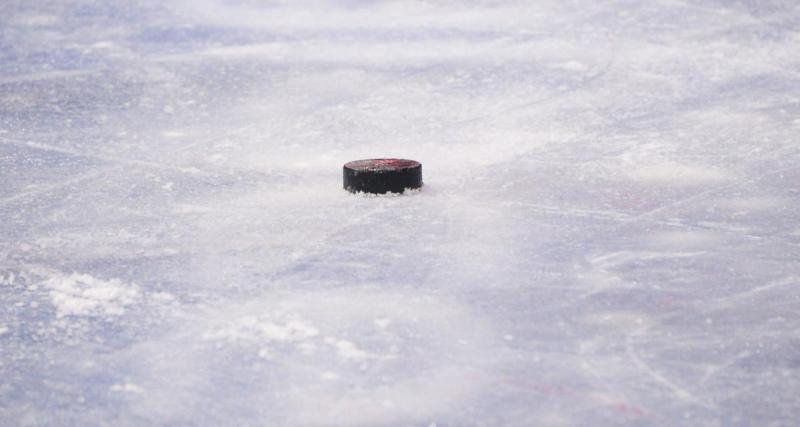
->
[2,0,800,425]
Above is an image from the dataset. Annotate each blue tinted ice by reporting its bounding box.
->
[2,1,800,425]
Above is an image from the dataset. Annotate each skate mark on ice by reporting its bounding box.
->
[625,328,716,409]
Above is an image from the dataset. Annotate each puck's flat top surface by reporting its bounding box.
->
[344,159,420,172]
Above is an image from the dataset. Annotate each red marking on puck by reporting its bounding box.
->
[344,159,420,172]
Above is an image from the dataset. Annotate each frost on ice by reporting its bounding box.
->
[43,273,140,317]
[2,0,800,425]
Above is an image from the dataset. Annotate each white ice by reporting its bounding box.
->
[2,0,800,425]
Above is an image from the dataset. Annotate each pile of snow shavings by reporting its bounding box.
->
[43,272,140,318]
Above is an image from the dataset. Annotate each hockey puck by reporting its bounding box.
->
[343,159,422,194]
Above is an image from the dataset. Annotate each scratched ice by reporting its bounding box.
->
[2,0,800,425]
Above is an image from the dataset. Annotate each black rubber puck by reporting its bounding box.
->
[343,159,423,194]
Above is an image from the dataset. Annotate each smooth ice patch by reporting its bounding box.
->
[715,196,788,212]
[581,311,652,331]
[628,162,729,186]
[13,14,59,26]
[647,230,723,249]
